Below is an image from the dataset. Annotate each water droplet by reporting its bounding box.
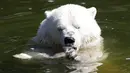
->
[28,8,32,10]
[111,28,114,30]
[30,48,35,50]
[81,2,86,5]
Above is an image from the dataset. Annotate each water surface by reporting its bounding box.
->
[0,0,130,73]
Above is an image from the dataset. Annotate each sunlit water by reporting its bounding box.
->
[0,0,130,73]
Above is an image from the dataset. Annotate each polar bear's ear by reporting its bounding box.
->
[88,7,97,19]
[45,10,52,18]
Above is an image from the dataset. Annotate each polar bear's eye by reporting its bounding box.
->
[76,26,80,29]
[57,26,65,31]
[74,26,80,29]
[72,24,80,29]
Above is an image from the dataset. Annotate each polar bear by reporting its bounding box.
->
[13,4,107,73]
[33,4,101,58]
[14,4,106,61]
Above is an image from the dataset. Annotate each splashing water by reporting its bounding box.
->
[13,37,108,73]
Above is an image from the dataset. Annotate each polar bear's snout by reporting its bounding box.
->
[64,37,75,45]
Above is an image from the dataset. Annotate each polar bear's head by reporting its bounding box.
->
[44,5,97,59]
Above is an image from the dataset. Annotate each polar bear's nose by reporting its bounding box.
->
[64,37,75,45]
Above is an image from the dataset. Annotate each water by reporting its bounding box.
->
[0,0,130,73]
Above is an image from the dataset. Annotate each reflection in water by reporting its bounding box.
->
[14,37,108,73]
